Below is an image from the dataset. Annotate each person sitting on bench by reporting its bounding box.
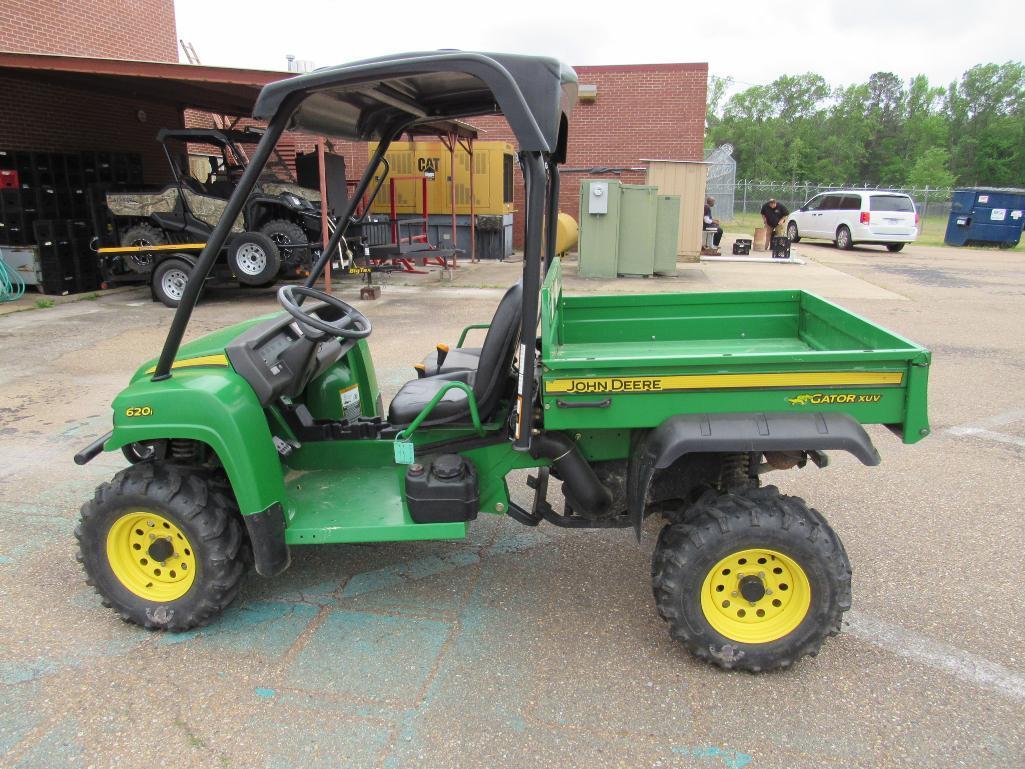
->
[703,196,723,247]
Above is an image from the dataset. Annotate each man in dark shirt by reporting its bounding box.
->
[703,196,723,246]
[760,198,790,239]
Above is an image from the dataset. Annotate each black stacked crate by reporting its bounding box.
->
[33,219,76,294]
[0,149,142,292]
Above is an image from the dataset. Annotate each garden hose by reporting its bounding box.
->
[0,252,25,302]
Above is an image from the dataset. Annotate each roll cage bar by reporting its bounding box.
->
[152,51,578,452]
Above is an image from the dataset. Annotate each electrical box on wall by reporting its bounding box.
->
[587,181,609,214]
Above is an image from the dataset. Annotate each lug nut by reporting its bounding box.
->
[765,589,773,595]
[731,591,738,597]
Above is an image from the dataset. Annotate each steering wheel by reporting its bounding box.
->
[277,285,372,340]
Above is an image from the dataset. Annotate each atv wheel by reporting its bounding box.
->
[120,223,166,248]
[651,485,851,672]
[229,232,280,287]
[76,463,245,631]
[260,219,308,265]
[786,221,800,243]
[151,257,192,308]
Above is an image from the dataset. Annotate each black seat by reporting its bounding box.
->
[420,281,522,376]
[389,282,523,426]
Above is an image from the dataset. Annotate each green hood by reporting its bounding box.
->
[132,312,283,381]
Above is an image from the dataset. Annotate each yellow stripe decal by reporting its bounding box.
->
[545,371,903,395]
[145,354,229,374]
[98,243,208,254]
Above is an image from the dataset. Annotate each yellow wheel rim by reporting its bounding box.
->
[700,548,811,644]
[105,512,196,602]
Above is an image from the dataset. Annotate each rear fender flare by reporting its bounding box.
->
[627,412,881,537]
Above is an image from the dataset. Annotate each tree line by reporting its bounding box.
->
[706,62,1025,189]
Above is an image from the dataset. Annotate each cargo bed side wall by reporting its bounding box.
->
[557,291,802,345]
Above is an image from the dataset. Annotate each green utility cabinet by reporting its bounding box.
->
[578,179,679,278]
[578,180,620,278]
[654,195,680,276]
[617,184,657,276]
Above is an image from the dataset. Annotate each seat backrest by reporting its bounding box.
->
[472,281,523,417]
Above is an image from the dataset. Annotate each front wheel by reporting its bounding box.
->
[151,257,192,308]
[886,243,905,253]
[76,463,246,631]
[259,219,308,266]
[786,221,800,243]
[835,225,853,250]
[651,486,851,672]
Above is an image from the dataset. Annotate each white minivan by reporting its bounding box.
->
[786,190,918,252]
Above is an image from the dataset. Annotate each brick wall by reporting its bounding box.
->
[0,74,183,184]
[329,62,708,249]
[0,0,178,62]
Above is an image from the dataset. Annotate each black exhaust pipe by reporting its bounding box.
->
[530,432,613,518]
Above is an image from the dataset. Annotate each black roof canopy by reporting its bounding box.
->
[252,51,577,158]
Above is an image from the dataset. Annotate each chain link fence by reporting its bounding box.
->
[725,180,954,236]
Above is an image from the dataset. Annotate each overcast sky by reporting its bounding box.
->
[174,0,1024,95]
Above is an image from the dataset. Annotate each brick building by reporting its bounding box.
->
[0,1,707,263]
[334,62,708,243]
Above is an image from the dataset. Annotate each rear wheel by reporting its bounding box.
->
[652,485,851,672]
[886,243,905,253]
[120,223,166,248]
[835,225,853,250]
[786,221,800,243]
[151,257,192,308]
[229,232,280,287]
[76,463,246,631]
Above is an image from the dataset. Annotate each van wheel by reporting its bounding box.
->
[151,258,192,308]
[835,225,853,250]
[786,221,800,243]
[886,243,905,253]
[229,232,281,287]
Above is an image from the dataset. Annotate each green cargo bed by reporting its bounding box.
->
[539,260,930,442]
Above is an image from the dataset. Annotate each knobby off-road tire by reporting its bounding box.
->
[76,463,246,631]
[260,219,308,265]
[652,485,851,672]
[120,223,166,248]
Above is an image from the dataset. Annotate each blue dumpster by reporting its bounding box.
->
[945,187,1025,248]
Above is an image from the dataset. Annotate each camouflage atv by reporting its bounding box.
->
[102,128,325,305]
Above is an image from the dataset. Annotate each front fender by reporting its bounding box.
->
[107,367,286,517]
[627,412,881,537]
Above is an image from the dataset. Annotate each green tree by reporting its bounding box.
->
[907,147,956,188]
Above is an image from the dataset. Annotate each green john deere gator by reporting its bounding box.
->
[74,51,930,671]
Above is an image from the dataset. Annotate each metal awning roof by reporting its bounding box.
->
[0,51,290,115]
[0,51,482,140]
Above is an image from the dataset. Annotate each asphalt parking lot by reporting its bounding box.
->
[1,240,1023,768]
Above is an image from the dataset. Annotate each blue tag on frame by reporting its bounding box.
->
[394,440,415,464]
